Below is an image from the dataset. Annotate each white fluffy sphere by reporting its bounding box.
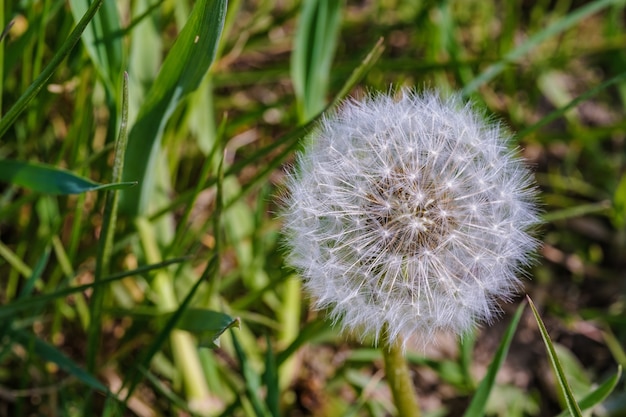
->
[283,90,540,345]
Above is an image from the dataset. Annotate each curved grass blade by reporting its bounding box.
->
[291,0,343,121]
[0,159,136,195]
[0,0,104,138]
[557,366,622,417]
[121,0,228,216]
[147,37,385,223]
[172,308,239,349]
[461,0,620,96]
[463,302,525,417]
[527,295,583,417]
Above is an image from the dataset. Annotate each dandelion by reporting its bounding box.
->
[283,89,540,346]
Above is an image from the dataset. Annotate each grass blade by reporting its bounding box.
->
[68,0,123,94]
[121,0,228,216]
[0,0,104,138]
[263,335,280,417]
[0,159,136,195]
[0,258,187,318]
[291,0,343,121]
[173,308,239,349]
[86,72,131,379]
[516,70,626,140]
[461,0,620,96]
[463,302,526,417]
[231,330,272,417]
[556,366,622,417]
[8,328,109,394]
[527,295,583,417]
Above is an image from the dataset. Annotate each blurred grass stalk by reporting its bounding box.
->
[135,216,212,410]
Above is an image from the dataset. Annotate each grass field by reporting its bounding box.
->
[0,0,625,416]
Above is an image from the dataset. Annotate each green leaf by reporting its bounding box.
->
[527,296,583,417]
[121,0,228,216]
[463,302,526,417]
[557,366,622,417]
[0,159,136,195]
[173,308,239,349]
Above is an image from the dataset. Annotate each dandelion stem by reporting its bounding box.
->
[382,329,421,417]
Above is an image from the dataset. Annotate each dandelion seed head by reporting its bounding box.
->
[282,89,540,346]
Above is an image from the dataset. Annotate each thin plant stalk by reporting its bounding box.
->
[382,327,421,417]
[135,217,212,413]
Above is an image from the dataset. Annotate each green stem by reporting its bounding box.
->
[382,331,421,417]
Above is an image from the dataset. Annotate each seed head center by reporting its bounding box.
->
[365,169,454,255]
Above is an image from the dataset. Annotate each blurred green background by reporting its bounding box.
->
[0,0,625,416]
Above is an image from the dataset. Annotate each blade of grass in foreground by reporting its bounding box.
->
[527,295,583,417]
[147,36,385,223]
[86,71,130,373]
[121,0,227,216]
[0,159,136,195]
[463,302,525,417]
[556,365,622,417]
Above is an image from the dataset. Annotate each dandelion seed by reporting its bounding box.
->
[283,89,540,347]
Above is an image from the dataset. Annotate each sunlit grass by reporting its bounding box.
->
[0,0,625,416]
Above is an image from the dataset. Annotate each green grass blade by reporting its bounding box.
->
[291,0,343,121]
[0,0,103,138]
[463,302,526,417]
[231,329,272,417]
[516,70,626,140]
[0,247,50,339]
[68,0,123,94]
[172,308,239,349]
[557,366,622,417]
[527,295,583,417]
[461,0,620,96]
[0,258,187,318]
[121,0,227,216]
[0,159,136,195]
[263,335,280,417]
[87,72,130,378]
[122,252,221,403]
[8,327,109,394]
[147,37,385,222]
